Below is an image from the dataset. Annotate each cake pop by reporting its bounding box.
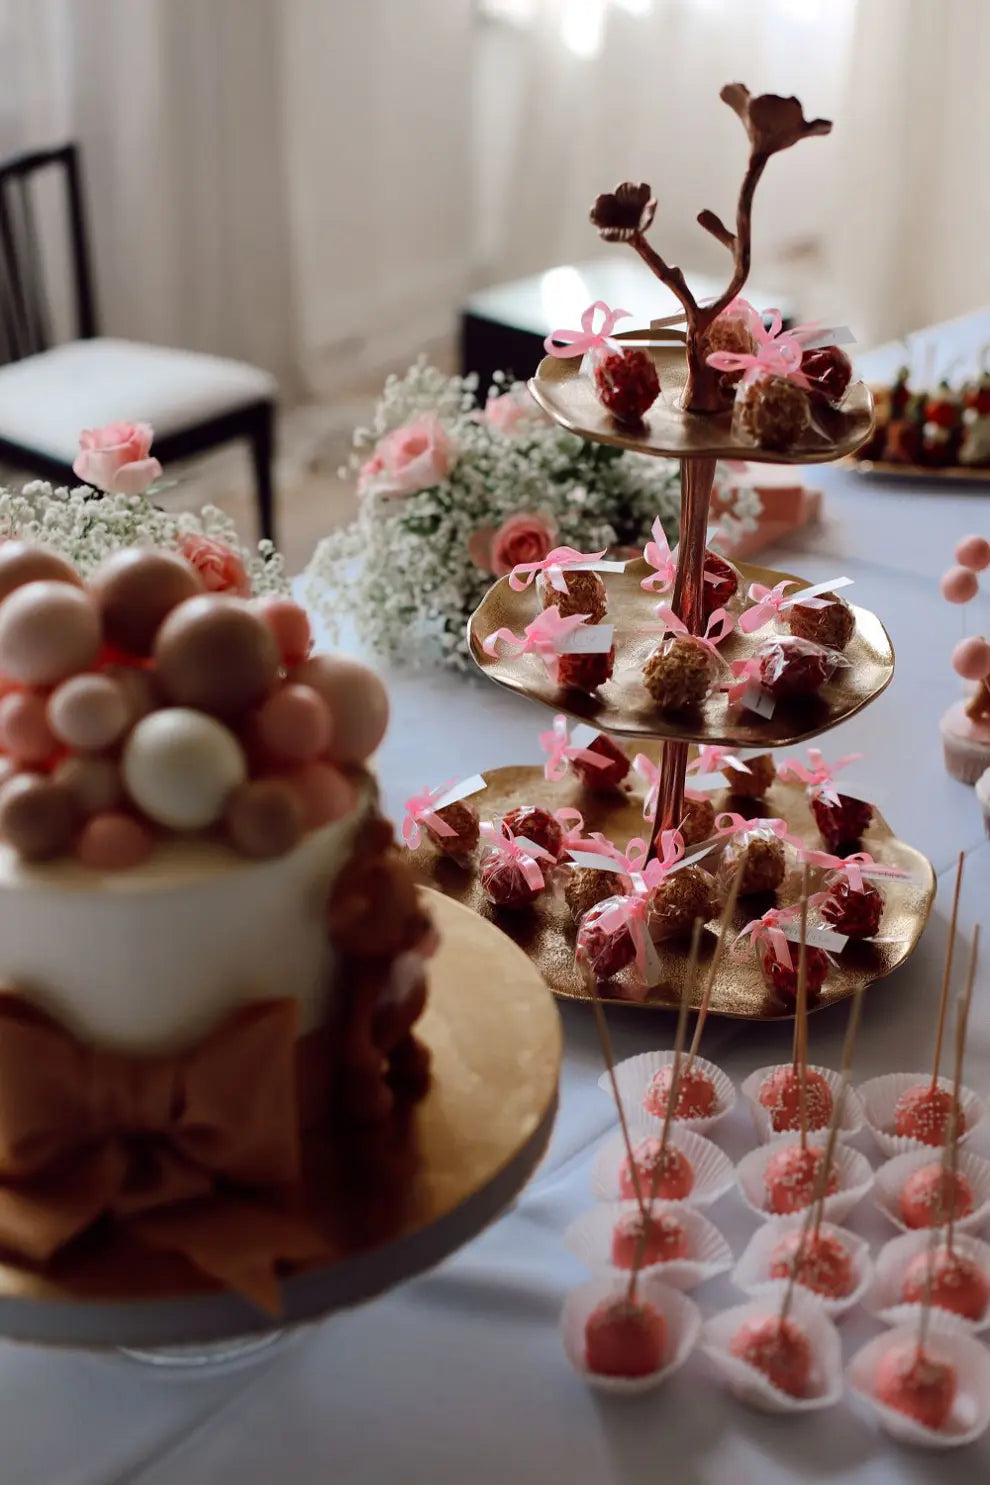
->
[643,1064,718,1121]
[902,1246,989,1322]
[875,1342,956,1430]
[728,1314,812,1397]
[647,865,718,941]
[610,1207,688,1269]
[768,1229,854,1299]
[820,874,884,938]
[620,1137,694,1202]
[585,1296,666,1377]
[759,1066,834,1135]
[764,1143,838,1216]
[894,1084,965,1147]
[899,1164,975,1230]
[939,535,990,781]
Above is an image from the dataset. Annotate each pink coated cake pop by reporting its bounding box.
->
[728,1314,812,1398]
[894,1083,965,1146]
[764,1142,838,1215]
[952,635,990,682]
[900,1164,975,1229]
[940,565,979,604]
[875,1341,956,1430]
[610,1207,688,1269]
[620,1137,695,1202]
[643,1064,718,1120]
[901,1246,990,1321]
[956,534,990,572]
[585,1297,666,1378]
[768,1229,854,1298]
[940,535,990,781]
[758,1065,834,1134]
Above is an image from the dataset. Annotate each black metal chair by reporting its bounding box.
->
[0,144,278,541]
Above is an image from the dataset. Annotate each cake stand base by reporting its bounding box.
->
[118,1329,291,1373]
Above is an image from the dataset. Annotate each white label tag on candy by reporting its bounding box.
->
[802,326,856,350]
[778,576,854,611]
[566,560,627,574]
[433,774,487,812]
[741,685,776,719]
[567,850,623,874]
[570,723,602,749]
[781,923,849,954]
[559,623,614,655]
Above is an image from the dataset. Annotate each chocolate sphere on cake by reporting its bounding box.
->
[764,1142,838,1215]
[564,865,623,924]
[768,1229,854,1298]
[154,596,279,719]
[610,1206,688,1269]
[723,752,775,798]
[647,864,717,941]
[900,1164,975,1229]
[585,1297,665,1378]
[729,1315,812,1398]
[620,1136,694,1202]
[820,876,884,939]
[0,542,83,602]
[90,549,203,656]
[759,1065,834,1134]
[571,734,630,790]
[875,1343,956,1431]
[556,647,615,693]
[643,635,718,711]
[736,375,810,451]
[643,1063,718,1121]
[503,805,563,861]
[540,569,607,624]
[902,1247,989,1321]
[787,592,855,652]
[894,1083,965,1146]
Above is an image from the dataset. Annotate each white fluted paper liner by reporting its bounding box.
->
[847,1319,990,1448]
[866,1230,990,1333]
[561,1273,702,1396]
[735,1138,873,1224]
[591,1124,735,1207]
[740,1063,865,1145]
[874,1148,990,1235]
[597,1050,736,1136]
[564,1199,733,1291]
[731,1216,873,1319]
[858,1072,986,1159]
[700,1290,843,1414]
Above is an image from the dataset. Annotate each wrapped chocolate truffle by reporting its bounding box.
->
[425,800,480,861]
[756,635,839,699]
[699,301,759,389]
[503,805,564,861]
[724,752,776,798]
[402,776,487,863]
[717,819,788,896]
[800,344,852,406]
[647,864,718,942]
[677,793,716,848]
[820,873,884,939]
[787,591,855,652]
[557,646,615,693]
[812,793,874,851]
[643,634,719,711]
[734,374,810,451]
[564,865,624,924]
[593,348,660,425]
[573,734,630,791]
[701,552,740,620]
[576,895,639,980]
[539,568,608,624]
[478,818,553,910]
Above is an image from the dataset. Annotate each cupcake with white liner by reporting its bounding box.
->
[599,1049,736,1138]
[873,1147,990,1235]
[591,1123,734,1208]
[561,1273,701,1395]
[733,1216,873,1320]
[565,1198,732,1292]
[859,1072,985,1159]
[736,1137,873,1224]
[700,1290,843,1414]
[847,1318,990,1448]
[742,1062,865,1144]
[867,1230,990,1332]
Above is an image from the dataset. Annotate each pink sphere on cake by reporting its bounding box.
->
[894,1082,965,1146]
[940,565,979,604]
[610,1207,688,1269]
[619,1137,694,1202]
[956,534,990,572]
[875,1341,956,1430]
[764,1143,838,1215]
[585,1297,665,1378]
[729,1314,812,1398]
[901,1246,989,1321]
[952,636,990,682]
[899,1163,975,1229]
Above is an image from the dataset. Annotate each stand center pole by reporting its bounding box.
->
[649,456,717,853]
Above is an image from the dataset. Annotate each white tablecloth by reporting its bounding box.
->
[6,323,990,1484]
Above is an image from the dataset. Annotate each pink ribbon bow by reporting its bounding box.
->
[630,755,705,824]
[777,748,863,808]
[713,811,804,852]
[593,893,658,982]
[554,807,588,855]
[641,517,677,594]
[508,545,607,594]
[724,656,765,706]
[735,907,798,972]
[479,818,554,891]
[544,301,630,359]
[687,745,751,778]
[706,308,815,389]
[482,609,605,674]
[402,781,457,849]
[651,604,735,659]
[539,715,611,782]
[739,580,833,635]
[802,849,907,895]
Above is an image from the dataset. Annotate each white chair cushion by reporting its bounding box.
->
[0,339,278,463]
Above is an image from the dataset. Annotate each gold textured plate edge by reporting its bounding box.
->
[468,556,895,749]
[413,767,936,1023]
[529,340,875,465]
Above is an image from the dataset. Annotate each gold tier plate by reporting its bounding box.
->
[413,768,935,1021]
[0,890,561,1349]
[529,341,875,464]
[469,557,894,748]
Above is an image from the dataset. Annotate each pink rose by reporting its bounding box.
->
[179,533,251,596]
[483,390,540,436]
[73,421,163,496]
[468,512,559,576]
[362,415,454,499]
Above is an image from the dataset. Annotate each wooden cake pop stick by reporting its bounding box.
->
[685,870,742,1073]
[586,979,648,1220]
[627,919,702,1298]
[943,925,978,1255]
[795,865,811,1150]
[930,852,965,1090]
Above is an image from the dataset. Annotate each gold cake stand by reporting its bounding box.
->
[0,891,561,1351]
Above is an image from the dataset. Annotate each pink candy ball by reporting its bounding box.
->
[287,762,356,829]
[0,581,100,684]
[955,534,990,572]
[941,565,979,604]
[47,673,129,752]
[257,597,312,668]
[290,655,388,765]
[952,635,990,681]
[0,690,58,763]
[255,683,332,764]
[53,755,123,816]
[76,812,154,870]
